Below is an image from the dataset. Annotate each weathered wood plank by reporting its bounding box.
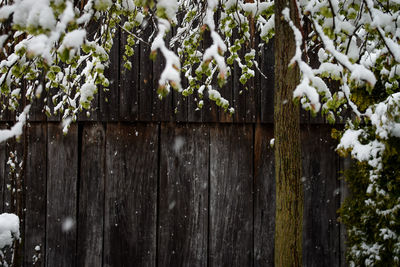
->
[158,123,209,266]
[24,123,47,267]
[119,46,140,121]
[77,123,105,267]
[245,79,257,123]
[187,30,219,123]
[139,28,155,121]
[46,123,78,267]
[103,123,158,267]
[119,27,139,121]
[187,93,203,122]
[301,125,341,267]
[76,21,103,122]
[218,75,234,123]
[209,124,253,266]
[254,124,275,266]
[260,41,274,123]
[46,87,61,121]
[28,77,47,122]
[2,129,25,266]
[4,132,24,214]
[244,39,257,123]
[232,37,247,123]
[252,36,262,123]
[202,31,219,123]
[77,89,100,121]
[171,14,187,122]
[0,124,6,212]
[172,74,188,122]
[2,131,24,265]
[152,33,173,122]
[100,33,120,121]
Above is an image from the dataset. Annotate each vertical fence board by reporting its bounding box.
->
[158,124,209,266]
[0,125,6,212]
[100,33,120,121]
[170,24,188,123]
[252,36,262,123]
[4,134,24,214]
[219,75,234,123]
[187,93,203,122]
[2,127,25,265]
[46,123,78,267]
[77,123,105,266]
[260,41,274,123]
[24,123,47,266]
[202,30,219,123]
[209,124,253,266]
[46,88,61,122]
[152,46,173,122]
[104,123,157,267]
[254,124,275,266]
[302,125,341,267]
[245,80,257,123]
[139,29,155,121]
[29,79,47,122]
[119,29,139,121]
[245,38,257,123]
[232,59,247,123]
[173,75,188,122]
[77,21,101,122]
[3,139,11,213]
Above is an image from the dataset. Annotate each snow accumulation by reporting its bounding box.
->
[0,213,20,250]
[0,105,31,143]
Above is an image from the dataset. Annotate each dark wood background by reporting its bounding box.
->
[0,35,347,266]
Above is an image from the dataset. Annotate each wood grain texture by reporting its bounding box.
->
[232,48,247,123]
[172,73,188,122]
[260,41,274,124]
[0,122,347,266]
[245,83,257,123]
[103,123,158,267]
[77,21,101,122]
[202,29,219,123]
[46,123,78,267]
[100,33,120,121]
[152,38,173,122]
[4,131,24,214]
[209,124,253,267]
[2,127,25,267]
[139,28,155,121]
[187,93,203,122]
[28,77,47,122]
[244,36,257,123]
[218,75,234,123]
[46,84,61,122]
[119,32,139,121]
[301,125,341,267]
[24,123,47,267]
[77,123,105,267]
[252,36,262,123]
[158,123,209,267]
[0,124,6,212]
[187,29,218,123]
[254,124,275,266]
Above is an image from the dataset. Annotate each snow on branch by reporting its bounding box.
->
[0,105,30,143]
[0,213,20,250]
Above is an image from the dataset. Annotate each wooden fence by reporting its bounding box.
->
[0,38,348,266]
